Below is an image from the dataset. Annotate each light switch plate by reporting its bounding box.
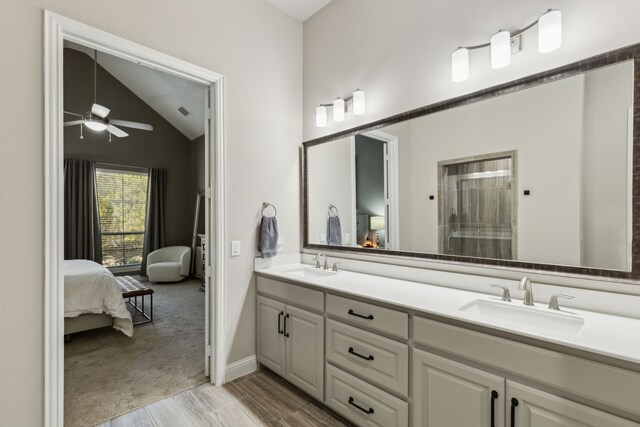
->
[231,240,241,257]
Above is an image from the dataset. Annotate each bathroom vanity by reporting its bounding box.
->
[255,263,640,427]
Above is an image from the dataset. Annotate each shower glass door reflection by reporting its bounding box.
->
[440,152,516,260]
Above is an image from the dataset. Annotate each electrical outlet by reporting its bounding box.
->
[231,240,241,257]
[277,237,284,252]
[319,234,326,243]
[345,233,351,245]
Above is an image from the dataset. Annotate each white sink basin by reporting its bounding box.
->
[281,266,338,279]
[459,299,584,335]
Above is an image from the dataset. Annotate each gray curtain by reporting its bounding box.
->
[64,158,102,262]
[141,168,166,275]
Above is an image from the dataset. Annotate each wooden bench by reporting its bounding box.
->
[116,276,154,325]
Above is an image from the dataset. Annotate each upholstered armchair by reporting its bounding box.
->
[146,246,191,282]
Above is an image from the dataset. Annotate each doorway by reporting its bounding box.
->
[44,11,226,427]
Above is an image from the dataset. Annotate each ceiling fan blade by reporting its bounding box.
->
[64,120,83,127]
[64,111,83,117]
[91,103,111,118]
[109,119,154,131]
[107,125,128,138]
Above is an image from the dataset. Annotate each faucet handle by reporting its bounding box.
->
[548,294,574,310]
[332,262,342,272]
[490,284,512,302]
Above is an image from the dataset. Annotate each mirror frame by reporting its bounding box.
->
[302,43,640,281]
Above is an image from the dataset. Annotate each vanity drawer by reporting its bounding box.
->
[325,364,408,427]
[326,319,409,396]
[326,293,408,340]
[256,275,324,313]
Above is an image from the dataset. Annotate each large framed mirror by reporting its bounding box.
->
[303,44,640,280]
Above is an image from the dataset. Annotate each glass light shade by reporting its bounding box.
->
[84,121,108,131]
[333,98,345,122]
[315,105,327,127]
[370,216,385,230]
[538,10,562,53]
[451,48,469,82]
[353,89,365,115]
[491,30,511,69]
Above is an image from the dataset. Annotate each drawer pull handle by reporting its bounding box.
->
[348,347,374,361]
[348,309,374,320]
[277,311,284,334]
[490,390,498,427]
[348,396,374,414]
[510,398,519,427]
[283,313,290,337]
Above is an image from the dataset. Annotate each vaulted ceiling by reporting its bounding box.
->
[264,0,332,22]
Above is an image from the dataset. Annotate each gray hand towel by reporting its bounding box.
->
[327,216,342,245]
[258,216,278,258]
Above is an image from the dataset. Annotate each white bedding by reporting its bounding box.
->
[64,260,133,337]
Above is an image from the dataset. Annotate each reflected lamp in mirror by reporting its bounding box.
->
[370,216,385,248]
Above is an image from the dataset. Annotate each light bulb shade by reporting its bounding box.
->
[333,98,345,122]
[84,120,108,131]
[316,105,327,127]
[370,216,385,230]
[451,48,469,82]
[491,30,511,69]
[538,10,562,53]
[353,89,365,115]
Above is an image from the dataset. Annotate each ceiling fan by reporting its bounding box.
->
[64,50,154,141]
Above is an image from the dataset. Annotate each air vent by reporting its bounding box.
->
[178,106,190,116]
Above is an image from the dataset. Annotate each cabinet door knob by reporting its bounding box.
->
[490,390,498,427]
[277,311,284,335]
[283,313,290,337]
[347,309,374,320]
[348,396,374,414]
[510,397,519,427]
[348,346,374,361]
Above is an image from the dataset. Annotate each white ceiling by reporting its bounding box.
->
[65,41,206,141]
[265,0,332,22]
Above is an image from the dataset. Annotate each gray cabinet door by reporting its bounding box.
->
[256,296,286,377]
[285,304,324,401]
[413,349,505,427]
[507,381,639,427]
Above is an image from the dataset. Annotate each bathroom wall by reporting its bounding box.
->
[0,1,301,425]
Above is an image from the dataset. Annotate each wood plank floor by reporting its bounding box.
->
[97,370,353,427]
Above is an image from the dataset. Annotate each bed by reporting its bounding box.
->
[64,260,133,337]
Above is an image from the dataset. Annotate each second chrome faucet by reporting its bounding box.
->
[518,277,534,306]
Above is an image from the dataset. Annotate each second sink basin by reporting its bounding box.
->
[282,266,338,280]
[459,298,585,335]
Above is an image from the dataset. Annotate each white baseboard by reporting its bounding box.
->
[225,354,257,382]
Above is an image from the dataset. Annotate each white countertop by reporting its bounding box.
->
[255,263,640,366]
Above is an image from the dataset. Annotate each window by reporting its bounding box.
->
[96,167,149,267]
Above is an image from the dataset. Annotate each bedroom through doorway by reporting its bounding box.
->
[59,37,216,427]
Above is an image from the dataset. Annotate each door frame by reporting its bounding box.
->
[44,11,227,427]
[350,130,400,249]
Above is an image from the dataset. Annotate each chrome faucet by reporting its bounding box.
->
[314,253,328,270]
[518,277,534,306]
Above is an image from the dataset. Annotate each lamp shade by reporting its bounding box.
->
[353,89,365,115]
[491,30,511,69]
[333,98,345,122]
[451,48,469,82]
[370,216,385,230]
[538,10,562,53]
[316,105,327,127]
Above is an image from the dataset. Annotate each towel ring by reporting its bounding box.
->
[328,204,339,217]
[261,202,277,217]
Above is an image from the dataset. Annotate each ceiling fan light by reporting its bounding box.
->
[84,121,108,131]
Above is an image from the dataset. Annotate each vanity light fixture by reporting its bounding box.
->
[315,89,365,127]
[452,9,562,82]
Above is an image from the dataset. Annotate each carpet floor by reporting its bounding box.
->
[64,276,207,427]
